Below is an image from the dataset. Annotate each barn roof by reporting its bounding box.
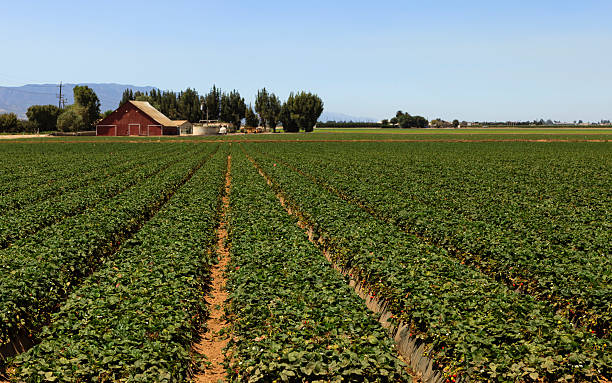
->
[167,120,190,127]
[129,101,175,126]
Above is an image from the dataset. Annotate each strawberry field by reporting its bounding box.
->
[0,139,610,382]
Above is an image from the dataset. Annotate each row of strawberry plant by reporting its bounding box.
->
[0,143,136,194]
[0,145,193,249]
[0,144,159,213]
[0,144,219,360]
[243,145,611,382]
[225,149,411,382]
[9,147,229,382]
[254,142,612,337]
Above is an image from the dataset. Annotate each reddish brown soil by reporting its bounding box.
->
[193,155,231,383]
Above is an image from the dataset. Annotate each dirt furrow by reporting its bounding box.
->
[194,155,232,383]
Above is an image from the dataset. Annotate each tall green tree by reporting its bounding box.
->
[26,104,61,132]
[255,88,282,132]
[397,113,413,129]
[120,89,134,106]
[279,94,299,132]
[414,116,428,129]
[266,94,282,132]
[0,113,19,133]
[391,111,428,129]
[56,105,84,132]
[245,104,259,128]
[73,85,101,130]
[281,92,323,132]
[177,88,201,122]
[204,85,221,120]
[219,90,246,132]
[255,88,269,127]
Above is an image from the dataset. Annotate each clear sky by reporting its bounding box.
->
[1,0,611,121]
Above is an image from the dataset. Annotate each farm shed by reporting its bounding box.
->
[96,101,191,136]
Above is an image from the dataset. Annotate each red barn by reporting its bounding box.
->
[96,100,191,136]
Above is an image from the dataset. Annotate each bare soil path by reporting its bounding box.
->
[194,155,231,383]
[0,134,49,140]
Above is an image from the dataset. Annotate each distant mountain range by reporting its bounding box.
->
[0,83,376,122]
[318,111,377,123]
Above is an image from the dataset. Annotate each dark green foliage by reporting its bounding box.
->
[292,92,324,132]
[120,88,134,106]
[0,145,212,367]
[244,143,612,382]
[12,146,226,382]
[396,111,428,129]
[254,87,269,126]
[279,96,298,132]
[177,88,201,123]
[26,104,61,132]
[245,104,259,128]
[255,88,282,132]
[279,92,324,132]
[225,149,411,382]
[73,85,101,129]
[0,113,19,133]
[0,146,175,249]
[266,94,282,132]
[203,85,221,120]
[120,86,222,123]
[266,142,612,339]
[219,90,246,132]
[56,105,84,132]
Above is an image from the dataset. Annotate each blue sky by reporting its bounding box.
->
[1,0,611,121]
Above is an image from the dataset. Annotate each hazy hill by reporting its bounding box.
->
[319,111,376,123]
[0,83,155,118]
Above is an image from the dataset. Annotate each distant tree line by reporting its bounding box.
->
[121,86,323,133]
[386,111,429,129]
[0,113,36,133]
[1,85,324,134]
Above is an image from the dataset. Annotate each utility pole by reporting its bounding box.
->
[57,81,66,109]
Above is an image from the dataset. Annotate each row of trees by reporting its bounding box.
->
[254,88,281,132]
[0,112,36,133]
[121,86,324,133]
[383,111,429,129]
[120,88,201,123]
[2,85,323,134]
